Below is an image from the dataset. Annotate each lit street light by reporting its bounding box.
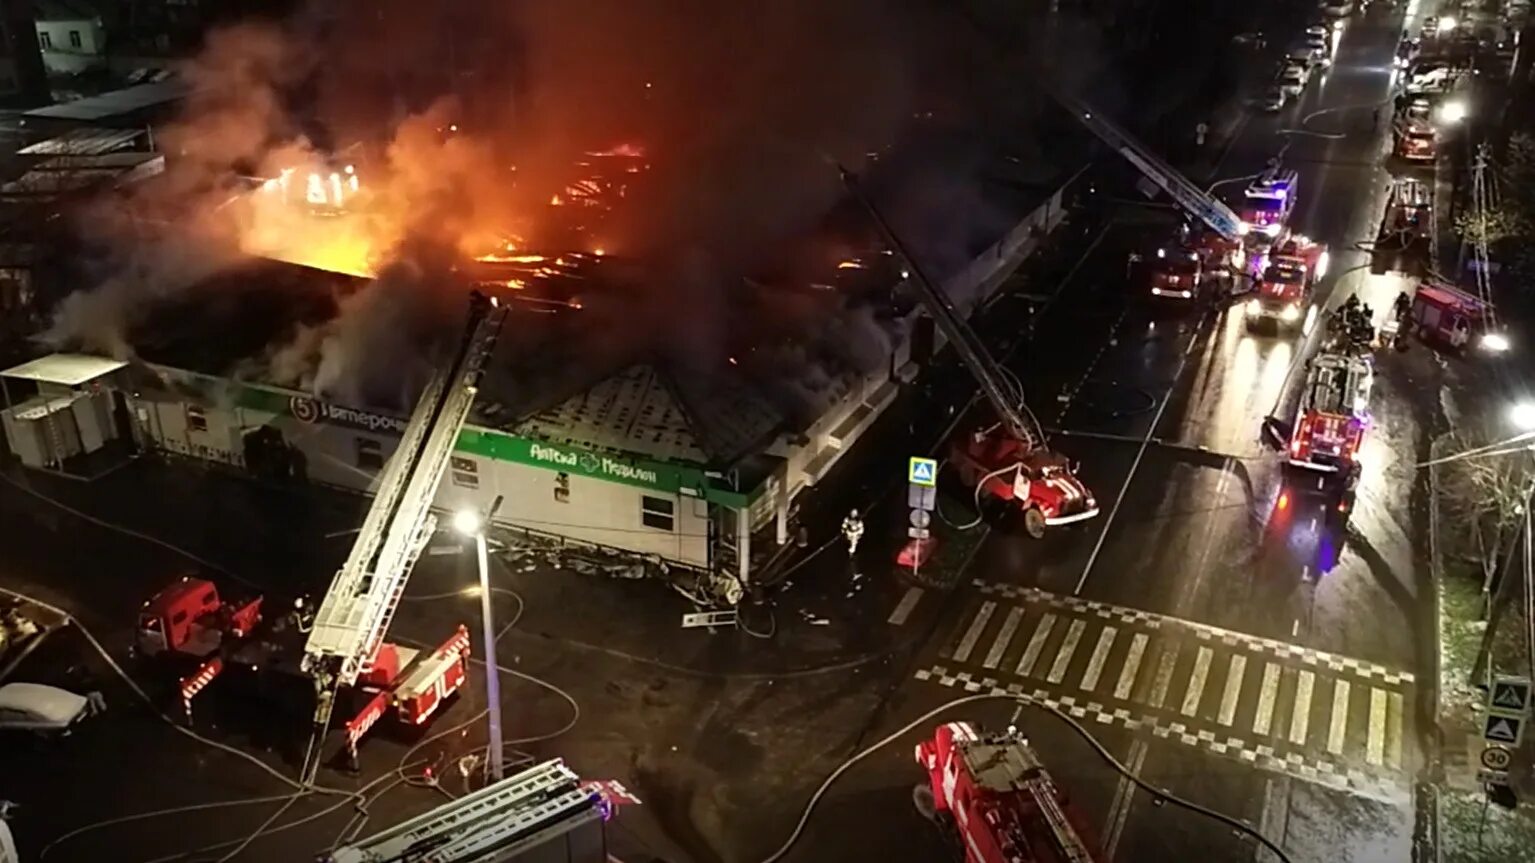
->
[1511,402,1535,432]
[455,494,505,780]
[1436,15,1457,35]
[1481,332,1511,353]
[1437,100,1468,125]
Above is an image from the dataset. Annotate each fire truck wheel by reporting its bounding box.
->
[1023,507,1047,539]
[912,783,937,820]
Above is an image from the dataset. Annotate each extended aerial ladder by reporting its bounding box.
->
[1048,88,1244,242]
[300,290,508,781]
[325,760,610,863]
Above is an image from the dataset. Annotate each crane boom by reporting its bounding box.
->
[838,166,1041,448]
[1048,88,1243,241]
[303,292,507,688]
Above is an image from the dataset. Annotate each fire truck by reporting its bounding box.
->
[1129,245,1208,301]
[1393,116,1438,163]
[136,291,508,776]
[1237,169,1298,242]
[915,722,1101,863]
[1287,352,1371,485]
[1244,235,1329,333]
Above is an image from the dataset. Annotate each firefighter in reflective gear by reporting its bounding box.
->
[841,509,865,557]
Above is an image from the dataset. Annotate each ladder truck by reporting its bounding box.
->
[916,722,1101,863]
[325,759,613,863]
[839,168,1098,539]
[299,289,508,780]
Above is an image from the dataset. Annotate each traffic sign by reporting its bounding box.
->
[909,509,932,529]
[1479,768,1511,785]
[908,457,938,487]
[1484,714,1524,746]
[1491,677,1532,715]
[908,526,931,540]
[908,483,937,511]
[1482,746,1514,771]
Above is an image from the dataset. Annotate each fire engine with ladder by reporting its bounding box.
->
[916,722,1101,863]
[135,290,508,777]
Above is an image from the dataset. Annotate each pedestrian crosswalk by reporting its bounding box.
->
[913,580,1414,802]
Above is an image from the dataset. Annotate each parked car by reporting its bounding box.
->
[0,683,100,735]
[1258,83,1290,111]
[1318,0,1352,18]
[1278,66,1308,98]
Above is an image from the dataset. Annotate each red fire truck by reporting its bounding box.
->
[1393,116,1438,162]
[1287,352,1371,481]
[950,434,1098,538]
[1237,169,1298,243]
[1244,235,1329,333]
[1129,245,1208,301]
[916,722,1101,863]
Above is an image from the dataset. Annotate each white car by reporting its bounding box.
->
[1258,84,1289,111]
[1278,67,1308,98]
[1319,0,1352,17]
[0,683,99,734]
[1302,36,1332,66]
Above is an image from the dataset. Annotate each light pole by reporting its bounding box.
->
[454,494,505,780]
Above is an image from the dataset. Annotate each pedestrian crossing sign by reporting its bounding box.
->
[1484,714,1524,746]
[1491,677,1531,715]
[908,457,938,487]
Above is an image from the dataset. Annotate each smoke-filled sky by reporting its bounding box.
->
[48,0,1066,416]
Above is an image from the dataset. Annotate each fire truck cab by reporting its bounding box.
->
[1238,170,1298,242]
[950,429,1098,539]
[916,722,1101,863]
[1394,116,1438,162]
[1288,352,1371,477]
[1244,236,1328,332]
[136,577,263,659]
[1129,245,1207,301]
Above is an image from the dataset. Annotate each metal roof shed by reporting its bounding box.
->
[2,353,127,387]
[21,81,188,124]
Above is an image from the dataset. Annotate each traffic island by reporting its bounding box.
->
[1430,432,1535,859]
[896,489,990,591]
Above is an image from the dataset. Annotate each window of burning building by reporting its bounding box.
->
[450,456,479,489]
[355,437,384,471]
[554,472,570,503]
[185,405,208,433]
[641,495,675,532]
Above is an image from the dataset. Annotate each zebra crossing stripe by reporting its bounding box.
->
[1182,646,1213,718]
[1291,670,1315,745]
[1048,620,1086,684]
[952,601,996,663]
[984,607,1025,669]
[1254,663,1280,736]
[1386,691,1404,770]
[1366,687,1387,766]
[1328,680,1350,756]
[1115,633,1148,701]
[1149,642,1179,709]
[1080,626,1118,692]
[1218,654,1246,727]
[1017,613,1057,677]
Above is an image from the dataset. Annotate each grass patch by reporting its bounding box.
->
[1441,788,1535,863]
[1439,564,1487,716]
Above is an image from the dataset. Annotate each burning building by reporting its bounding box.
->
[2,0,1096,590]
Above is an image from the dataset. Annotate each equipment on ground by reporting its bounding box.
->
[1244,235,1329,333]
[136,292,508,777]
[915,721,1101,863]
[839,169,1098,540]
[324,759,611,863]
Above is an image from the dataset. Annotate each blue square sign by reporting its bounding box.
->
[908,457,938,487]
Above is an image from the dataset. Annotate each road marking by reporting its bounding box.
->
[1115,633,1148,701]
[1218,654,1247,727]
[1149,642,1179,709]
[887,586,924,625]
[952,601,996,663]
[1182,646,1213,717]
[983,607,1025,669]
[1048,620,1086,684]
[1103,739,1150,858]
[1386,691,1404,769]
[1080,626,1118,692]
[1366,687,1386,766]
[1017,613,1057,677]
[1290,671,1315,745]
[1254,663,1280,736]
[1328,680,1350,756]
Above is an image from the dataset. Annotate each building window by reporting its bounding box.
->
[553,472,570,504]
[185,406,208,432]
[450,456,479,489]
[68,30,81,48]
[38,32,51,50]
[355,437,384,471]
[641,495,675,532]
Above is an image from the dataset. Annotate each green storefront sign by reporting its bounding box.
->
[222,378,753,505]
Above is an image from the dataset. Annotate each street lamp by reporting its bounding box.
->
[1437,100,1468,125]
[1510,402,1535,432]
[1436,15,1457,35]
[455,494,504,780]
